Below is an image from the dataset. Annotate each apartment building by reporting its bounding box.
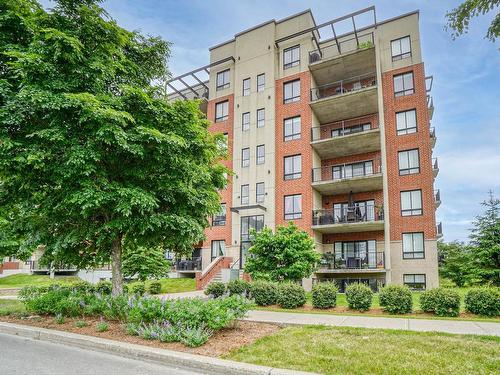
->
[167,6,442,291]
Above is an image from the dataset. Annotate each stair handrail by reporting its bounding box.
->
[200,256,224,277]
[230,257,240,269]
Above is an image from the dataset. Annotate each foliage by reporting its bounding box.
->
[345,283,373,311]
[54,313,65,324]
[75,320,87,328]
[226,279,249,297]
[244,223,320,282]
[419,288,461,317]
[122,245,171,282]
[419,288,440,313]
[204,281,226,298]
[148,281,162,295]
[276,282,306,309]
[180,325,212,347]
[95,281,112,295]
[445,0,500,41]
[379,285,413,314]
[248,281,278,306]
[96,321,109,332]
[438,241,474,287]
[0,0,227,296]
[130,282,146,296]
[311,282,337,309]
[465,287,500,316]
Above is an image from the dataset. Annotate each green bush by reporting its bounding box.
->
[69,281,95,294]
[379,285,413,314]
[204,281,225,298]
[180,326,212,347]
[465,287,500,317]
[249,281,277,306]
[311,282,337,309]
[96,321,109,332]
[345,283,373,311]
[96,281,112,295]
[54,313,65,324]
[75,320,88,328]
[419,288,439,313]
[419,288,461,317]
[227,279,249,296]
[130,282,146,296]
[277,282,306,309]
[148,281,162,295]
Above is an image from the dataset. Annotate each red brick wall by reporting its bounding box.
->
[323,231,385,244]
[322,190,383,208]
[381,63,437,240]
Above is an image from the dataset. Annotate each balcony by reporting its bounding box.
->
[427,95,434,121]
[434,189,441,208]
[432,157,439,178]
[310,73,378,123]
[318,251,385,273]
[430,127,436,148]
[312,205,384,234]
[212,215,226,226]
[311,159,383,195]
[310,115,380,159]
[437,222,443,239]
[175,257,202,272]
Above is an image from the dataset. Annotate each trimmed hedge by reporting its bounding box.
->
[227,279,249,297]
[419,288,439,313]
[249,281,277,306]
[148,281,162,295]
[131,282,146,296]
[345,283,373,311]
[465,287,500,317]
[204,281,225,298]
[277,282,306,309]
[379,285,413,314]
[419,288,461,317]
[95,281,112,295]
[311,282,337,309]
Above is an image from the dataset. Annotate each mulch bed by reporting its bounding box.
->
[0,315,280,357]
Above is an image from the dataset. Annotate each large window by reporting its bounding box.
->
[394,72,414,97]
[284,154,301,180]
[212,203,227,226]
[284,79,300,103]
[403,232,424,259]
[391,36,411,61]
[284,116,301,141]
[404,274,426,290]
[334,240,378,269]
[256,182,265,203]
[211,240,225,261]
[241,184,249,205]
[332,123,370,137]
[284,194,302,220]
[398,149,420,175]
[257,73,265,92]
[257,108,265,128]
[242,78,250,96]
[333,161,373,180]
[216,69,230,90]
[215,101,228,122]
[240,215,264,242]
[401,190,422,216]
[333,200,375,223]
[256,144,265,165]
[396,109,417,135]
[241,148,250,167]
[242,112,250,131]
[283,45,300,69]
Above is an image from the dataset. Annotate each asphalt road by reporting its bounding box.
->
[0,333,208,375]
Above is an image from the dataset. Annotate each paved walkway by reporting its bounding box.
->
[244,310,500,336]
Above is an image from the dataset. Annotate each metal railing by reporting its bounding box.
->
[312,204,384,226]
[312,277,385,293]
[319,251,385,270]
[212,215,226,226]
[308,32,375,64]
[311,114,377,142]
[430,127,436,139]
[175,257,202,271]
[30,261,76,271]
[310,72,376,102]
[312,159,381,183]
[434,189,441,204]
[432,157,439,170]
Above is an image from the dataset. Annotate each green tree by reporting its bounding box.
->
[438,241,474,287]
[244,222,320,282]
[0,0,227,295]
[122,245,171,282]
[446,0,500,42]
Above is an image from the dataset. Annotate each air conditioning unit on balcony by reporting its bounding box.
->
[309,51,321,63]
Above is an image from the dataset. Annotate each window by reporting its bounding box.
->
[257,73,265,92]
[283,45,300,69]
[257,108,265,128]
[284,194,302,220]
[241,148,250,167]
[240,215,264,242]
[241,184,249,205]
[331,123,370,137]
[394,72,414,97]
[215,101,228,122]
[284,116,301,141]
[283,79,300,103]
[256,144,265,165]
[404,274,426,290]
[211,240,225,261]
[333,200,375,223]
[216,69,230,90]
[333,161,373,180]
[242,112,250,131]
[256,182,265,203]
[399,149,420,175]
[216,132,229,153]
[403,233,424,259]
[212,203,227,226]
[401,190,422,216]
[391,36,411,61]
[396,109,417,135]
[334,240,378,268]
[242,78,250,96]
[284,154,301,180]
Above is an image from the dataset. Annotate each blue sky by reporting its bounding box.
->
[41,1,500,242]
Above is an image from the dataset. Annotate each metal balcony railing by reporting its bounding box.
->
[308,32,374,64]
[212,215,226,226]
[310,73,377,102]
[319,251,385,270]
[312,204,384,226]
[434,189,441,204]
[312,159,381,183]
[437,222,443,238]
[175,257,202,271]
[432,157,439,170]
[311,114,377,142]
[430,127,436,139]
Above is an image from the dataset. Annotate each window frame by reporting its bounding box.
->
[241,184,249,205]
[284,194,302,220]
[396,109,417,135]
[398,148,420,175]
[256,144,265,165]
[284,154,302,180]
[242,77,251,96]
[394,72,415,97]
[391,36,412,61]
[283,79,301,104]
[257,108,265,128]
[216,69,230,90]
[211,240,225,261]
[257,73,265,92]
[241,148,250,168]
[402,232,425,259]
[256,182,265,203]
[284,116,301,141]
[283,45,300,69]
[400,189,423,216]
[212,203,227,226]
[215,100,229,122]
[242,112,250,131]
[403,274,426,290]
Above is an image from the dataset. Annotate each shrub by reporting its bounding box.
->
[180,326,212,347]
[204,281,225,298]
[465,287,500,317]
[69,281,95,294]
[75,320,88,328]
[96,281,112,295]
[379,285,413,314]
[419,288,439,313]
[131,282,146,296]
[96,321,109,332]
[227,279,249,296]
[249,281,277,306]
[54,313,65,324]
[311,282,337,309]
[148,281,162,295]
[419,288,461,317]
[277,282,306,309]
[345,283,373,311]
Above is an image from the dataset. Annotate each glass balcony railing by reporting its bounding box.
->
[311,115,377,142]
[308,32,374,64]
[310,73,376,102]
[319,251,385,270]
[312,159,381,183]
[175,257,202,271]
[312,204,384,226]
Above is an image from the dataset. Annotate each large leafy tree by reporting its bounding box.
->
[0,0,226,294]
[446,0,499,42]
[122,245,171,282]
[438,241,474,287]
[244,222,320,282]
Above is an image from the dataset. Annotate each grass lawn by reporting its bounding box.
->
[143,278,196,294]
[226,325,500,375]
[0,299,26,316]
[0,274,81,289]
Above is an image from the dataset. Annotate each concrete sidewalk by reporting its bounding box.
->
[244,310,500,336]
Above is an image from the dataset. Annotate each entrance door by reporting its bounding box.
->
[239,215,264,269]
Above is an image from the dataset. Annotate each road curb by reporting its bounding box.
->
[0,322,316,375]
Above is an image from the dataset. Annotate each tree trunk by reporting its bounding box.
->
[111,235,123,296]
